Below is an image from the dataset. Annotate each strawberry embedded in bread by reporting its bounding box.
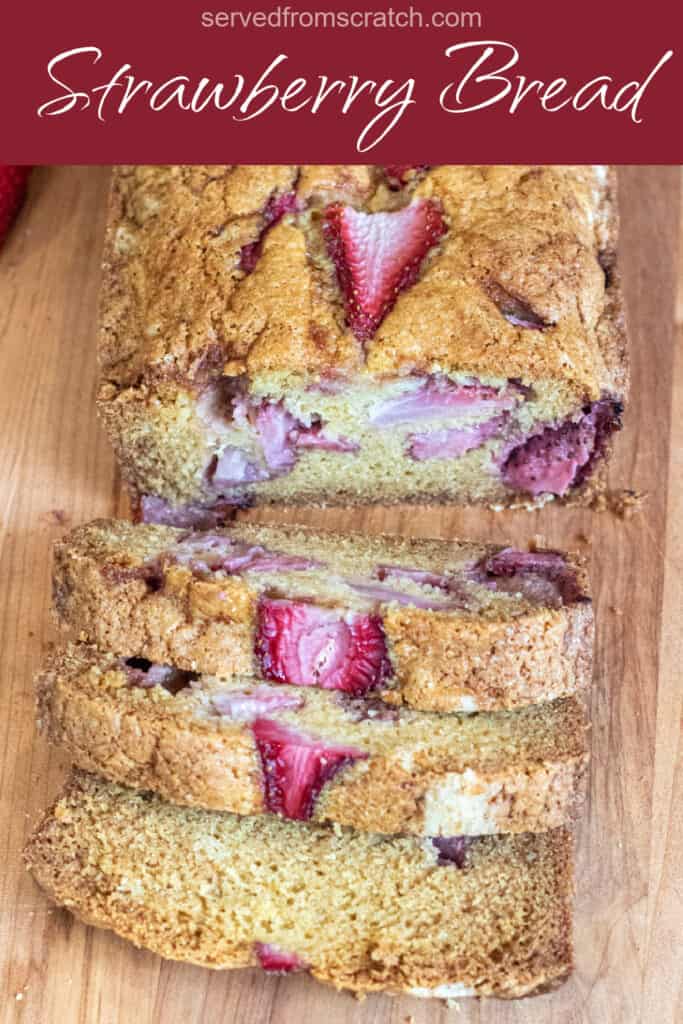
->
[384,164,429,188]
[323,199,446,342]
[239,189,301,273]
[256,598,392,695]
[254,943,309,973]
[502,398,622,497]
[252,718,367,820]
[432,835,472,867]
[0,166,30,246]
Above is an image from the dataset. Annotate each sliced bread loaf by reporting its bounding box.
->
[25,772,575,998]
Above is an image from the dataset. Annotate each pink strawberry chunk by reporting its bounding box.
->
[253,401,360,474]
[324,200,446,342]
[239,190,301,273]
[252,718,367,820]
[254,942,309,973]
[295,423,359,453]
[432,835,471,867]
[211,685,305,721]
[473,548,585,606]
[370,377,518,427]
[139,495,245,529]
[210,447,267,488]
[502,399,622,497]
[255,401,300,473]
[408,415,506,461]
[170,532,322,575]
[383,164,429,189]
[122,659,198,694]
[256,599,392,695]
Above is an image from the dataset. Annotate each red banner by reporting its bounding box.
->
[2,0,681,163]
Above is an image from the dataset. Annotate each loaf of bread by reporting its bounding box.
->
[98,165,627,524]
[37,643,587,835]
[25,772,575,998]
[54,520,593,712]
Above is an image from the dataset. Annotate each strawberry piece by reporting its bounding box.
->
[256,598,392,695]
[384,165,429,189]
[471,548,585,607]
[324,200,446,343]
[295,423,359,453]
[122,658,198,694]
[254,943,309,973]
[369,377,518,427]
[502,399,621,497]
[255,401,300,472]
[432,836,471,867]
[211,685,305,721]
[240,190,301,272]
[483,279,548,329]
[0,166,30,246]
[408,416,506,461]
[253,718,367,819]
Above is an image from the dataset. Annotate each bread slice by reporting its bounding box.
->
[37,643,588,836]
[25,772,575,998]
[53,520,593,713]
[98,165,627,524]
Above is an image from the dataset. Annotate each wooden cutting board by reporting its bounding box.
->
[0,167,680,1024]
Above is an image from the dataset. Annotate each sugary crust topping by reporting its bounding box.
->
[100,165,624,400]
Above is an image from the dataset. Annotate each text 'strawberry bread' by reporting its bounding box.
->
[54,520,593,713]
[37,643,588,836]
[98,165,627,524]
[25,772,575,998]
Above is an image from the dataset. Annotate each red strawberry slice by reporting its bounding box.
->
[239,190,301,273]
[253,718,367,819]
[384,165,429,189]
[0,166,30,246]
[324,200,446,343]
[254,943,309,973]
[256,598,392,695]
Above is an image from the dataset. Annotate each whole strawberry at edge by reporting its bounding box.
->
[0,166,31,246]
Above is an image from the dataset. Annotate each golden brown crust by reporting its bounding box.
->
[24,772,575,998]
[53,519,594,712]
[99,165,622,396]
[36,644,588,835]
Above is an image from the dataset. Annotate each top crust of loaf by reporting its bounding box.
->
[99,165,627,402]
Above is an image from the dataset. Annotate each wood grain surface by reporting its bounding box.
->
[0,167,680,1024]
